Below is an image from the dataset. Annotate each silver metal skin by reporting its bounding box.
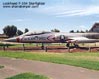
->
[3,32,99,43]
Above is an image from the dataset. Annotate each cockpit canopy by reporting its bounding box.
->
[22,31,51,36]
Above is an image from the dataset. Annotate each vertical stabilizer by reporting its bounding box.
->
[89,23,99,32]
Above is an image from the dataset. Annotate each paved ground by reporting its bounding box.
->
[0,57,99,79]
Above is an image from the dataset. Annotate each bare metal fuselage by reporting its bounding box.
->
[3,32,99,43]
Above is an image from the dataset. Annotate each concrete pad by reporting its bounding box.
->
[0,57,99,79]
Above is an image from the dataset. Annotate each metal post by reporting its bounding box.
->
[68,47,70,53]
[3,45,5,51]
[23,44,25,51]
[95,43,96,47]
[45,47,47,52]
[89,47,91,52]
[41,43,44,50]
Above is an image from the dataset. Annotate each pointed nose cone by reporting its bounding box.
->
[3,37,17,42]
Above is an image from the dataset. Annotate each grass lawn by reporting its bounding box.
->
[0,65,4,69]
[6,72,49,79]
[0,51,99,70]
[0,43,65,48]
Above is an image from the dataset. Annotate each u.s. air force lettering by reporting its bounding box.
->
[23,36,46,41]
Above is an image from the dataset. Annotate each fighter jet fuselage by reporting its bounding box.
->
[3,32,99,44]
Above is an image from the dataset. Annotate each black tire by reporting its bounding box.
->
[66,43,70,47]
[74,44,79,48]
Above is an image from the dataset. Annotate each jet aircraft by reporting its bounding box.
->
[3,31,99,49]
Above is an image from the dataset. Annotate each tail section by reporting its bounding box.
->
[89,23,99,32]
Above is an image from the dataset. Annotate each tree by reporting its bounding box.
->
[25,28,29,33]
[51,29,60,32]
[85,30,89,33]
[80,30,85,33]
[17,30,23,36]
[3,25,17,37]
[69,30,74,33]
[76,30,80,33]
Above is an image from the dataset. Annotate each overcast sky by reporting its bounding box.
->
[0,0,99,33]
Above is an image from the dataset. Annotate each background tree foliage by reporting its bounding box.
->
[17,30,23,36]
[69,30,74,33]
[25,28,29,33]
[3,25,17,37]
[51,28,60,32]
[70,30,89,33]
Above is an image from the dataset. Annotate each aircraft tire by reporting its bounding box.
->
[66,43,70,47]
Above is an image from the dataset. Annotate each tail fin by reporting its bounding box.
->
[89,23,99,32]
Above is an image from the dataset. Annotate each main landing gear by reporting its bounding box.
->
[66,43,79,48]
[73,43,79,48]
[66,43,70,47]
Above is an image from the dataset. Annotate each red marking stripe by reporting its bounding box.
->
[16,38,20,42]
[47,35,55,41]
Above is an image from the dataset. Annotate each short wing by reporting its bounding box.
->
[67,37,98,43]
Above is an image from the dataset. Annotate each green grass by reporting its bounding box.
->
[0,65,4,69]
[0,43,65,48]
[0,51,99,70]
[1,42,99,48]
[6,72,49,79]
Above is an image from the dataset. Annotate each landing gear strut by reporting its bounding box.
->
[66,43,79,48]
[66,43,70,47]
[74,43,79,48]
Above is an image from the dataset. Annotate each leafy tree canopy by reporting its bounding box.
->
[51,28,60,32]
[3,25,17,37]
[25,28,29,33]
[17,30,23,36]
